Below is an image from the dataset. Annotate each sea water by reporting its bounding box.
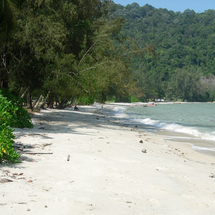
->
[113,103,215,154]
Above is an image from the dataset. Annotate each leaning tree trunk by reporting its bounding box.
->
[34,95,43,109]
[40,91,50,108]
[21,87,29,98]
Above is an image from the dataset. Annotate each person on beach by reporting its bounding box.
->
[74,105,79,111]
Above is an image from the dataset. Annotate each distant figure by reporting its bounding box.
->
[74,105,79,111]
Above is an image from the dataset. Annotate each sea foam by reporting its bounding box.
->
[113,106,215,142]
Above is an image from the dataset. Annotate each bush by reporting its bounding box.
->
[78,96,95,105]
[0,89,33,128]
[0,123,20,163]
[0,89,33,163]
[129,95,141,103]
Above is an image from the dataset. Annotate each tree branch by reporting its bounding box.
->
[78,40,98,67]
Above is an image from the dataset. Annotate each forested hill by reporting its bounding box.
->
[109,3,215,101]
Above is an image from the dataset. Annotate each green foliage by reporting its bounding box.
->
[106,96,116,103]
[0,89,33,163]
[0,0,26,43]
[167,67,202,101]
[2,1,215,104]
[0,89,33,128]
[0,0,138,107]
[78,96,95,105]
[0,123,20,163]
[129,95,141,103]
[110,3,215,101]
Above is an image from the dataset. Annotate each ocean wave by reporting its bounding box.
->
[113,106,129,119]
[191,145,215,152]
[136,117,215,141]
[113,106,215,141]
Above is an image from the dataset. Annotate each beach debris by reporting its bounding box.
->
[0,178,13,183]
[94,109,102,114]
[23,152,53,155]
[141,149,147,153]
[43,143,52,147]
[2,169,10,174]
[0,203,7,206]
[209,174,215,178]
[0,170,26,183]
[139,140,143,143]
[18,202,27,204]
[67,154,70,161]
[43,187,52,191]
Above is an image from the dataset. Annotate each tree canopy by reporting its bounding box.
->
[0,0,144,107]
[1,1,215,104]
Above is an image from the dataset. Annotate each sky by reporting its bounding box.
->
[112,0,215,13]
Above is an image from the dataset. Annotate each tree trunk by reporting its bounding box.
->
[34,95,43,109]
[47,95,54,108]
[21,87,29,98]
[27,91,33,110]
[0,45,9,89]
[40,91,50,108]
[101,92,106,104]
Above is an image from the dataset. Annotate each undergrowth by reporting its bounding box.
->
[0,124,20,163]
[0,89,33,163]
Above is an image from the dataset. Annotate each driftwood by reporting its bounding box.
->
[23,152,53,155]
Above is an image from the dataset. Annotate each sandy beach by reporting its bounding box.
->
[1,103,215,215]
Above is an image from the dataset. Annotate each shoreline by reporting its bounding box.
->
[115,102,215,155]
[1,104,215,214]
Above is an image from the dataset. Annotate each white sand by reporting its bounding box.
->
[1,103,215,215]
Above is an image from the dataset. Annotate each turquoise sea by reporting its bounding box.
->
[113,103,215,154]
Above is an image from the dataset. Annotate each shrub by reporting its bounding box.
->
[0,89,33,128]
[129,95,141,103]
[0,89,33,163]
[78,96,95,105]
[0,123,20,163]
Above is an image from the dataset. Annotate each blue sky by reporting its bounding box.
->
[112,0,215,13]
